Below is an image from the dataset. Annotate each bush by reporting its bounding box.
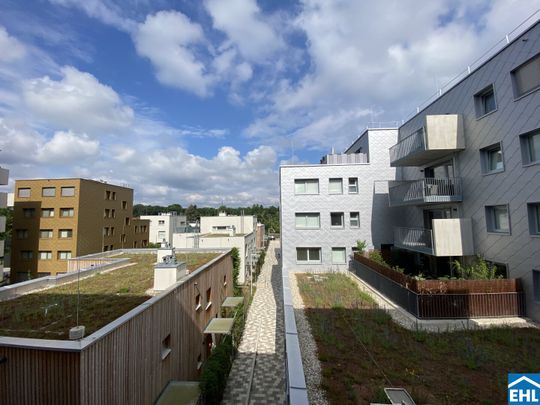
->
[199,336,234,404]
[356,240,367,254]
[231,247,241,295]
[368,250,387,266]
[452,256,502,280]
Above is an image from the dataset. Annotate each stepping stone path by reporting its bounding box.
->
[222,240,286,405]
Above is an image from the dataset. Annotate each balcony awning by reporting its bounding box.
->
[204,318,234,335]
[221,297,244,308]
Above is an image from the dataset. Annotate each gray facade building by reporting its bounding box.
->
[280,128,398,273]
[389,20,540,320]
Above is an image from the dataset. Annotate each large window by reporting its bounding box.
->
[39,251,52,260]
[330,212,344,228]
[294,179,319,194]
[350,212,360,228]
[480,143,504,174]
[61,186,75,197]
[296,247,321,264]
[41,208,54,218]
[42,187,56,197]
[348,177,358,193]
[331,247,347,264]
[527,203,540,236]
[59,229,73,238]
[520,129,540,165]
[328,178,343,194]
[295,213,320,229]
[60,208,74,217]
[485,205,510,234]
[17,188,30,198]
[511,53,540,98]
[474,84,497,117]
[39,229,53,239]
[158,230,166,240]
[58,251,72,260]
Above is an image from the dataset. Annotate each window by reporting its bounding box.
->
[511,53,540,98]
[58,251,72,260]
[110,227,115,236]
[41,208,54,218]
[16,229,28,239]
[197,354,203,370]
[520,129,540,165]
[296,247,321,264]
[348,177,358,193]
[112,192,116,200]
[161,334,171,360]
[205,288,212,310]
[39,251,52,260]
[122,201,127,210]
[294,179,319,194]
[125,217,130,226]
[42,187,56,197]
[195,293,202,311]
[295,213,320,229]
[480,143,504,174]
[23,208,35,218]
[104,209,110,218]
[21,251,33,260]
[60,208,74,217]
[39,229,53,239]
[527,203,540,236]
[533,270,540,303]
[59,229,73,238]
[103,227,109,237]
[474,84,496,117]
[61,187,75,197]
[331,247,347,264]
[158,220,165,225]
[350,212,360,228]
[158,231,166,240]
[105,190,111,200]
[111,209,116,218]
[328,178,343,194]
[223,275,227,286]
[485,205,510,233]
[18,188,30,198]
[330,212,344,228]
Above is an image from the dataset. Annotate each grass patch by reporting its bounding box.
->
[0,253,219,339]
[297,273,540,405]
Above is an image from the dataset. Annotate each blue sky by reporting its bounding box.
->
[0,0,539,206]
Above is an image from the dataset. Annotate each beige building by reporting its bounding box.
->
[11,178,149,281]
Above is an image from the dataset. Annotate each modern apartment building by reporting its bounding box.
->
[0,166,9,283]
[11,178,149,281]
[140,212,188,245]
[280,128,399,273]
[389,21,540,320]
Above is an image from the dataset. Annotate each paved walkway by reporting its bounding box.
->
[222,240,286,405]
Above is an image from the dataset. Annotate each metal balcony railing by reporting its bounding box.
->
[388,178,463,207]
[321,153,368,164]
[394,227,434,255]
[389,128,425,164]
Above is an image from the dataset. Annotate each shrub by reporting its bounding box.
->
[199,336,234,404]
[368,249,387,266]
[231,247,241,295]
[356,240,367,254]
[452,256,502,280]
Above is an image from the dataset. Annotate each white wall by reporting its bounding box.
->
[199,215,256,235]
[140,214,187,245]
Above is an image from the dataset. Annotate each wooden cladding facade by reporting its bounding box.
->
[0,251,233,405]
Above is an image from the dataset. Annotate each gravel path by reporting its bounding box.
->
[288,273,329,405]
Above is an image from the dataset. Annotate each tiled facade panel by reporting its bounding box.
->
[280,129,398,273]
[396,22,540,319]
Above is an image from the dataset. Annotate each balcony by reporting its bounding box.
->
[0,167,8,185]
[320,153,368,164]
[394,218,474,256]
[389,114,465,166]
[0,192,6,209]
[388,178,463,207]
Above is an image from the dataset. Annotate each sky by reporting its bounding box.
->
[0,0,539,207]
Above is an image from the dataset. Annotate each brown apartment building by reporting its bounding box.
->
[11,178,149,282]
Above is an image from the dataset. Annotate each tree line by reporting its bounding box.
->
[133,204,280,233]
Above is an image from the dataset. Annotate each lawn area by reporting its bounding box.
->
[297,273,540,405]
[0,252,219,340]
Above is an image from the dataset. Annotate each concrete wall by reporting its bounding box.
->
[199,215,256,235]
[140,213,187,245]
[280,128,399,273]
[395,21,540,320]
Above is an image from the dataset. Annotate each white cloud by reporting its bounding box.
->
[133,11,215,97]
[0,26,27,63]
[37,130,100,163]
[204,0,284,63]
[23,66,134,134]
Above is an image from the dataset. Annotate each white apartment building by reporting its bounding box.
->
[0,166,9,283]
[389,21,540,320]
[140,212,187,245]
[173,213,258,284]
[280,128,399,273]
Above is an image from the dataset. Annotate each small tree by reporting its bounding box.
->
[356,240,367,254]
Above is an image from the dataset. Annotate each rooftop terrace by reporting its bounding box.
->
[0,252,219,340]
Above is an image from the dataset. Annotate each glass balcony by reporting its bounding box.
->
[388,178,463,207]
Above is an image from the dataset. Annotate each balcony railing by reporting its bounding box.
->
[389,128,425,164]
[320,153,368,164]
[394,227,434,255]
[388,178,463,207]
